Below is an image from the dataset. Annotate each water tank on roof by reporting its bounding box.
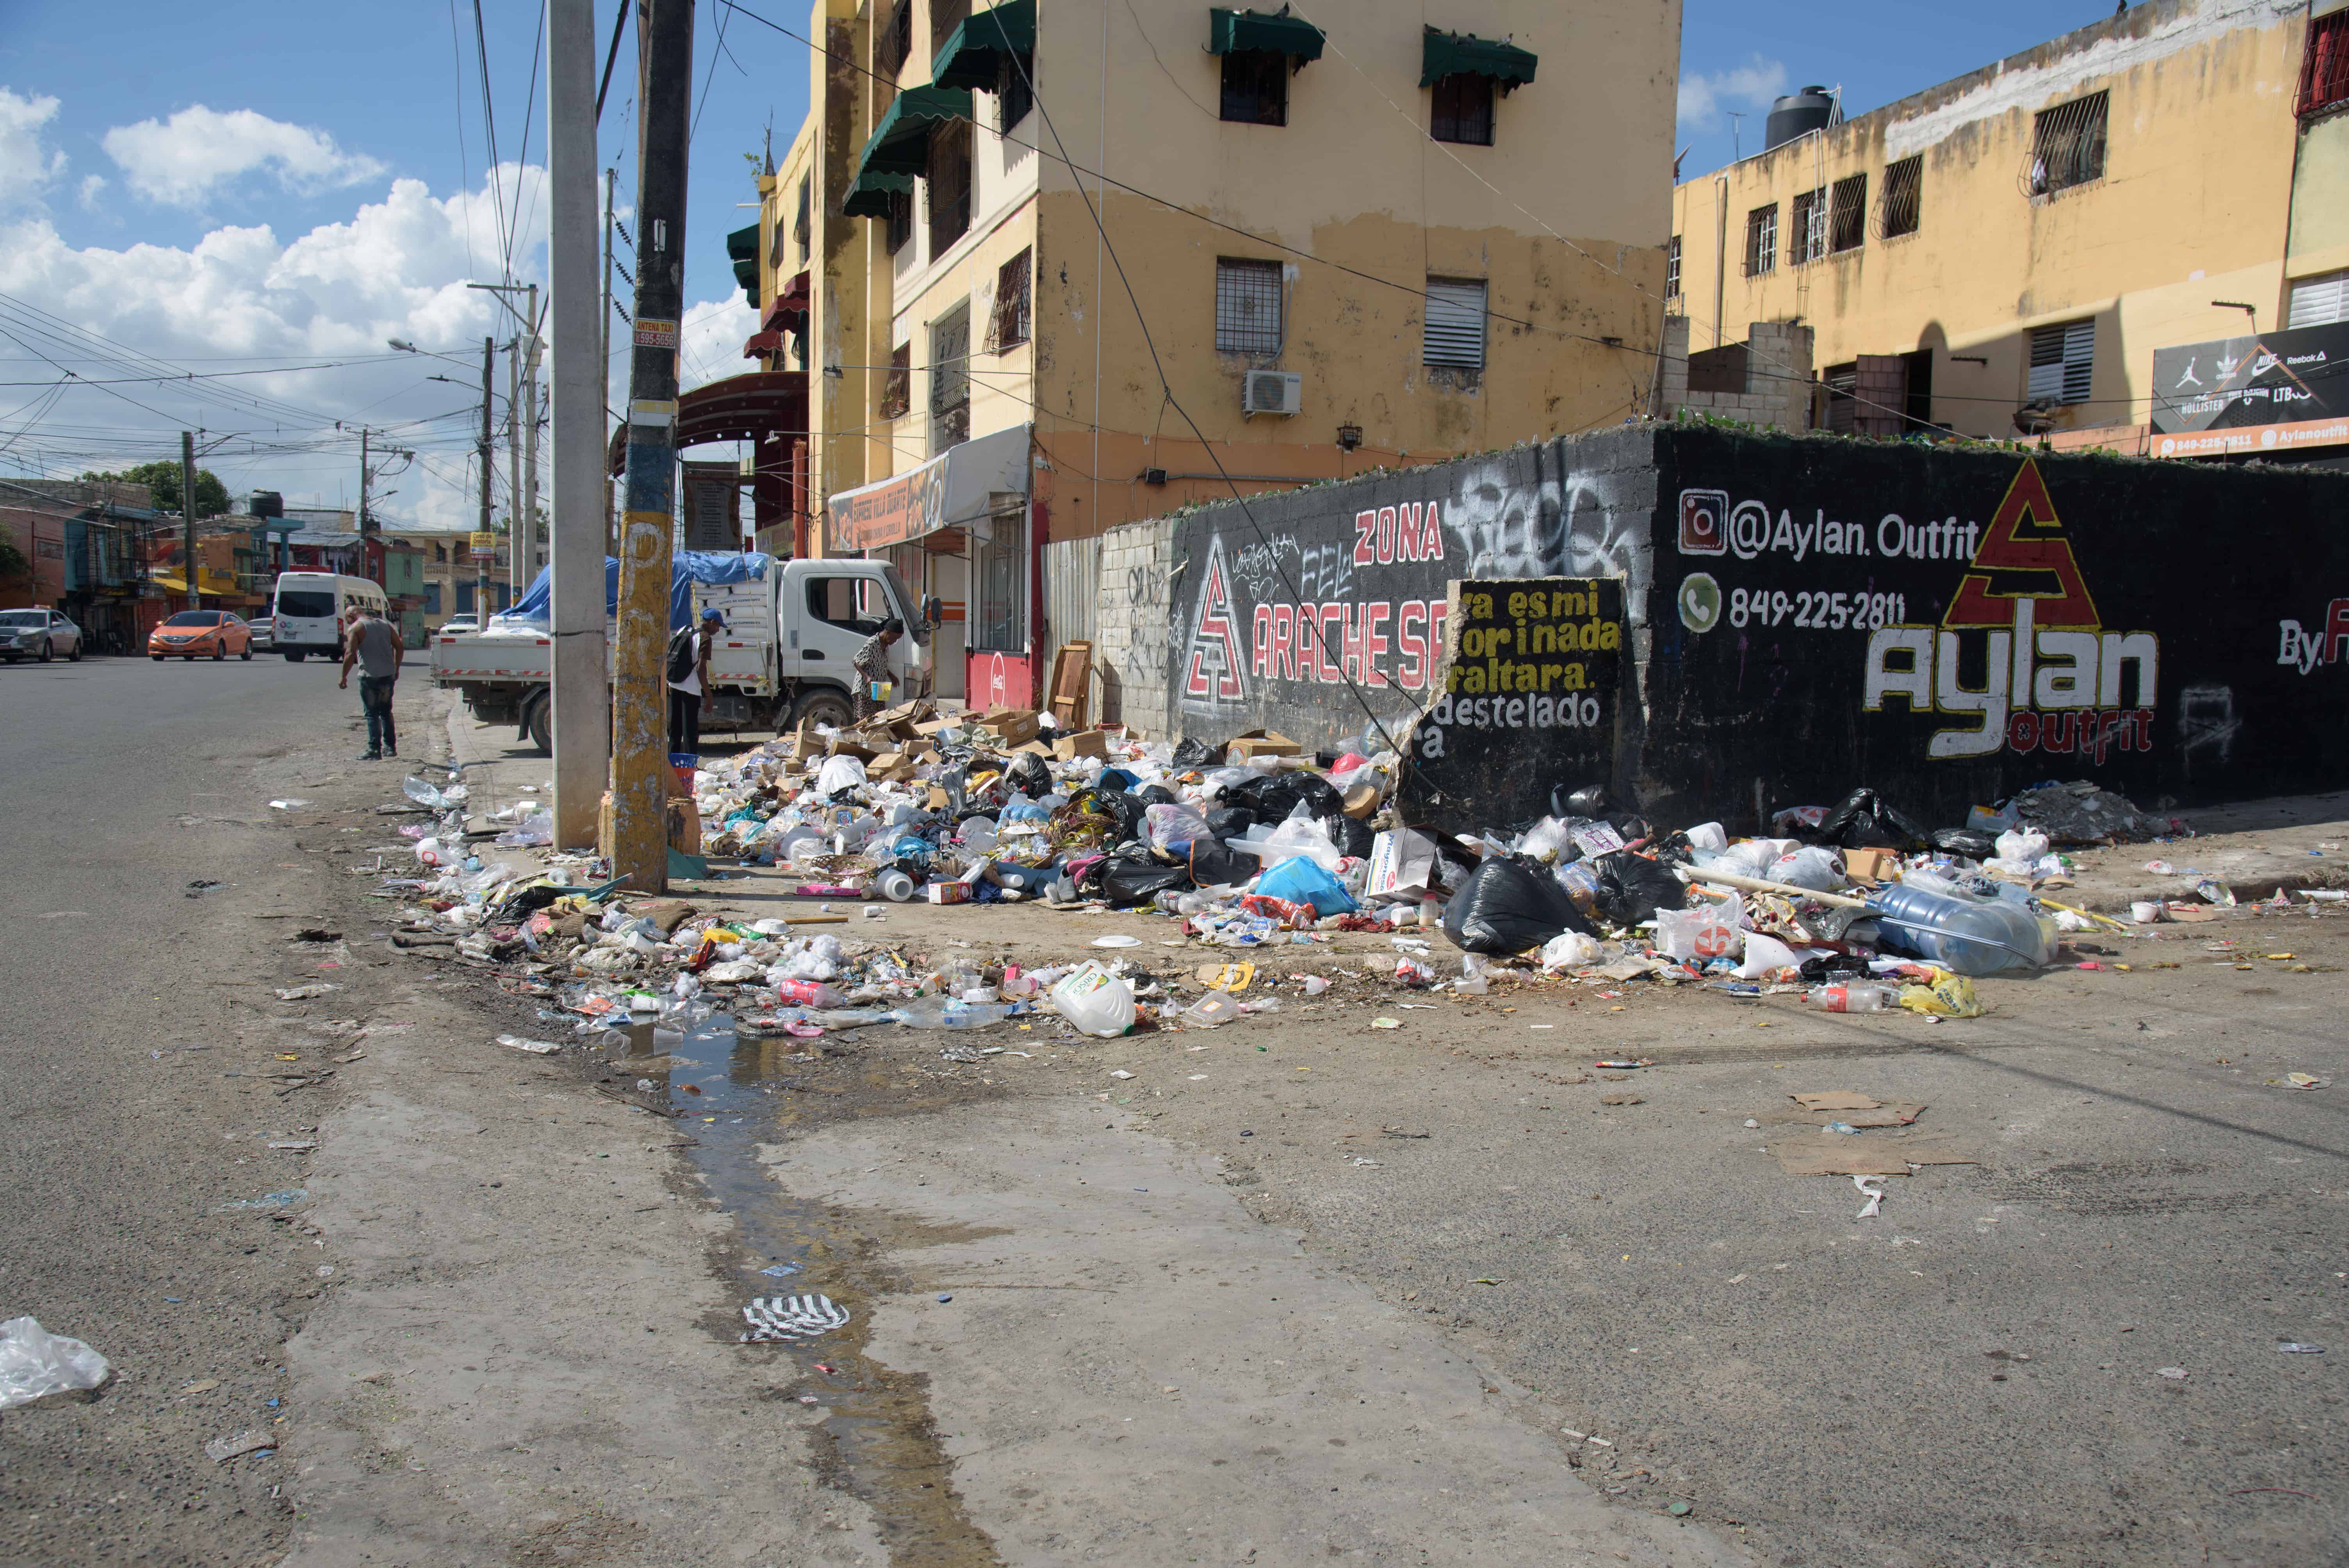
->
[248,490,284,519]
[1764,86,1837,152]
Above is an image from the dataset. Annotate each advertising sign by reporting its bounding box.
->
[2150,321,2349,455]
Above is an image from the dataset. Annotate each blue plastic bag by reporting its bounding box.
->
[1255,855,1358,915]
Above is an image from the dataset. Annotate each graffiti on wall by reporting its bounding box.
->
[1175,451,1647,737]
[2276,597,2349,674]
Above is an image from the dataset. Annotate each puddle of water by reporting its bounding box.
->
[654,1012,1007,1567]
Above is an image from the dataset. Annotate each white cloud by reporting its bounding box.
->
[76,174,106,210]
[101,105,388,207]
[0,88,69,209]
[0,157,767,530]
[1678,55,1790,130]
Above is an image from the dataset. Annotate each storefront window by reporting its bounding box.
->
[971,505,1025,652]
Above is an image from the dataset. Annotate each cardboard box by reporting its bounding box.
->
[925,880,969,905]
[827,736,879,761]
[1226,728,1301,760]
[1053,729,1109,761]
[913,716,957,738]
[980,713,1039,747]
[1013,739,1055,759]
[667,796,702,855]
[1842,847,1896,882]
[785,725,824,763]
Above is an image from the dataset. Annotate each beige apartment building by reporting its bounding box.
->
[725,0,1679,703]
[1665,0,2349,458]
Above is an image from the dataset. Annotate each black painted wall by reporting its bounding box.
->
[1167,423,2349,830]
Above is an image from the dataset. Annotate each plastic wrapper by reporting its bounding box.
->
[0,1317,109,1409]
[1898,973,1985,1017]
[1440,855,1596,954]
[1255,855,1359,915]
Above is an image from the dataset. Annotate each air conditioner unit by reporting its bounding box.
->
[1241,369,1302,417]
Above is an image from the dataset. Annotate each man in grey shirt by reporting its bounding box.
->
[339,605,405,760]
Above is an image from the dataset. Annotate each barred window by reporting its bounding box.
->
[1743,204,1777,276]
[879,343,911,419]
[1422,278,1486,370]
[878,0,912,77]
[997,47,1034,131]
[1430,73,1495,146]
[2298,10,2349,119]
[2028,318,2095,406]
[2029,92,2107,196]
[884,189,914,257]
[927,118,972,254]
[1788,187,1827,265]
[794,177,811,258]
[1829,173,1866,252]
[1220,49,1288,126]
[929,309,971,456]
[989,248,1032,349]
[929,0,968,52]
[1879,155,1923,238]
[1664,235,1681,300]
[1214,258,1283,355]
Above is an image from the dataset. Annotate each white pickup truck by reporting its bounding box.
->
[430,555,934,754]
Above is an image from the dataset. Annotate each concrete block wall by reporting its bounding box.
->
[1091,515,1176,739]
[1658,315,1816,431]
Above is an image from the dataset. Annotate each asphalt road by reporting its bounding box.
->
[0,651,384,1568]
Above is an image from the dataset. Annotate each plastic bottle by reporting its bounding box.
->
[1806,982,1891,1013]
[1865,882,2052,976]
[875,868,916,902]
[775,978,847,1009]
[890,996,1019,1028]
[1050,961,1136,1037]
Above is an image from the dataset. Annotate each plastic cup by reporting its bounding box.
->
[2131,900,2163,923]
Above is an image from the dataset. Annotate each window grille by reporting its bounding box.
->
[1430,73,1494,145]
[1788,187,1827,265]
[879,344,911,419]
[2028,92,2107,196]
[1664,235,1681,300]
[1829,173,1866,252]
[1878,155,1922,238]
[878,0,912,76]
[1214,258,1283,355]
[1743,204,1777,276]
[927,119,972,253]
[1219,49,1288,125]
[989,248,1032,349]
[929,310,970,454]
[2298,11,2349,119]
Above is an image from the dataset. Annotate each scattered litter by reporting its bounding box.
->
[2277,1342,2326,1354]
[758,1262,804,1279]
[271,984,339,1000]
[740,1295,850,1342]
[268,799,312,811]
[0,1318,110,1409]
[2284,1073,2331,1090]
[204,1431,274,1462]
[1091,935,1142,948]
[1852,1174,1886,1219]
[1370,1017,1401,1029]
[2156,1367,2190,1380]
[495,1034,563,1055]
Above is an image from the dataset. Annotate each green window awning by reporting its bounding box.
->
[843,83,973,218]
[1208,7,1323,62]
[726,223,761,263]
[733,256,760,302]
[1420,26,1536,90]
[931,0,1035,91]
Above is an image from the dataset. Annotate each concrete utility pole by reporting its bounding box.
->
[180,430,198,611]
[549,0,610,850]
[478,335,495,622]
[522,283,542,590]
[507,327,523,604]
[358,428,371,532]
[613,0,695,894]
[603,166,617,553]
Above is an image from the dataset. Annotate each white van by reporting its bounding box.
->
[270,571,389,662]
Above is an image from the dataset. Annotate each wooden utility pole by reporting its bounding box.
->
[478,335,495,621]
[612,0,694,894]
[549,0,610,850]
[180,430,198,611]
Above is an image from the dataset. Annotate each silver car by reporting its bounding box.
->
[248,615,275,649]
[0,608,82,663]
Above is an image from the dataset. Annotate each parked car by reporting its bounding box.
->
[149,610,253,661]
[0,608,82,662]
[248,615,274,649]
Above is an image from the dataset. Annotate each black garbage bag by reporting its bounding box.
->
[1189,838,1256,889]
[1588,850,1690,929]
[1205,806,1258,839]
[1441,855,1595,955]
[1550,783,1611,820]
[1171,736,1217,769]
[1006,752,1052,798]
[1332,814,1374,859]
[1928,827,1999,860]
[1086,788,1146,844]
[1134,783,1178,807]
[1811,787,1930,851]
[1100,857,1192,907]
[490,882,567,925]
[1226,771,1342,825]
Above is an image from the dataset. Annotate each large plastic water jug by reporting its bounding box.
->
[1866,883,2051,975]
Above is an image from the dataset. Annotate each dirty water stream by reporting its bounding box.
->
[644,1011,1007,1567]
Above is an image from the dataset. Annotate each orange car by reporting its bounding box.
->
[149,610,254,661]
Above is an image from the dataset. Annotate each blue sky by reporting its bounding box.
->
[0,0,2121,522]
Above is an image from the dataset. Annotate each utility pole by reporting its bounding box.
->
[551,0,611,850]
[478,335,495,623]
[358,427,370,533]
[613,0,695,894]
[603,166,617,554]
[180,430,198,611]
[507,329,522,605]
[522,284,542,590]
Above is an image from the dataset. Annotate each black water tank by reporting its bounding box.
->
[1764,86,1836,152]
[248,490,283,519]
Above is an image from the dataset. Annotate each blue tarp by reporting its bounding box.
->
[503,551,773,632]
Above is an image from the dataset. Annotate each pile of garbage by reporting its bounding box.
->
[381,704,2192,1037]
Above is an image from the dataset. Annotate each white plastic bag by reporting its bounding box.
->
[815,754,867,795]
[1656,894,1745,962]
[1994,828,2050,864]
[1765,846,1847,892]
[1539,931,1602,971]
[1237,805,1342,871]
[1683,821,1729,854]
[0,1317,109,1409]
[1736,931,1801,980]
[1517,816,1576,864]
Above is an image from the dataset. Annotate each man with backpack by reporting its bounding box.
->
[667,608,721,756]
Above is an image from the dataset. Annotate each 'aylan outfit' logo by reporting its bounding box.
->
[1863,461,2159,761]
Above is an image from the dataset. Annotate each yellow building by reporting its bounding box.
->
[1666,0,2349,456]
[730,0,1679,701]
